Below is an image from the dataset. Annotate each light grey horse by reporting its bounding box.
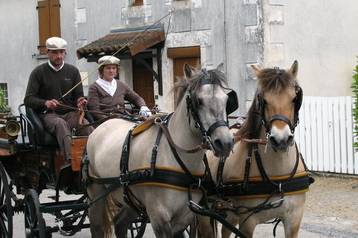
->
[86,64,235,237]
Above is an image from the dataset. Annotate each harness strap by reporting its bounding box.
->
[87,169,203,190]
[150,127,163,176]
[216,175,313,197]
[253,143,300,190]
[242,144,253,191]
[216,156,226,186]
[120,129,134,173]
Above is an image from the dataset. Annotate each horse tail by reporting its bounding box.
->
[103,193,121,238]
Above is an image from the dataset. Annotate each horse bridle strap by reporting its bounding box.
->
[268,114,293,131]
[207,120,228,137]
[158,122,208,153]
[253,143,300,187]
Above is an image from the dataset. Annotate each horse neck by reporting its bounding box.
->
[167,97,205,167]
[255,127,298,176]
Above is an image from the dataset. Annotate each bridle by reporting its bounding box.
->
[185,69,230,150]
[257,76,303,135]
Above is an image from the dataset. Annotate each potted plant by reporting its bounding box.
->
[0,88,11,119]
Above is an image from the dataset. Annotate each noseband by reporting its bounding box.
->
[185,69,229,148]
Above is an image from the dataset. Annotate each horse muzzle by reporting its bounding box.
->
[209,126,234,157]
[268,125,294,152]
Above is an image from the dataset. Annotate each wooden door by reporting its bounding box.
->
[173,57,200,107]
[133,58,155,109]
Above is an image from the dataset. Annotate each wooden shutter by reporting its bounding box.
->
[37,0,50,54]
[37,0,61,54]
[132,0,143,6]
[50,0,61,36]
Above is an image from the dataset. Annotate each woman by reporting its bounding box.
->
[87,55,152,121]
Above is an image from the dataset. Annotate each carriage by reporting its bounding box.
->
[0,62,311,238]
[0,104,148,238]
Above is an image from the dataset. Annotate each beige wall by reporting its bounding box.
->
[262,0,358,97]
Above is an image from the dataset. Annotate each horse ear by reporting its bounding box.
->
[251,64,261,76]
[216,62,225,73]
[289,60,298,78]
[184,64,194,79]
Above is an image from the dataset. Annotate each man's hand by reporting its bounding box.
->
[77,97,87,108]
[45,99,60,110]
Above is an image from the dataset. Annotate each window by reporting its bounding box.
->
[37,0,61,54]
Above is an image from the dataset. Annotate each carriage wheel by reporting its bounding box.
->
[24,189,46,238]
[127,216,147,238]
[0,162,13,238]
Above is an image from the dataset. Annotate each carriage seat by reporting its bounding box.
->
[25,106,58,147]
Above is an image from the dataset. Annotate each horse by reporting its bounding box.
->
[86,64,236,238]
[198,60,313,238]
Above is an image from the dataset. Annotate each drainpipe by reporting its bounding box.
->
[223,0,228,74]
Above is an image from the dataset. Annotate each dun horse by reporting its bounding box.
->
[86,64,235,237]
[199,61,313,238]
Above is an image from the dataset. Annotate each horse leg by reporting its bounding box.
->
[197,216,216,238]
[87,183,107,238]
[282,209,304,238]
[113,206,138,238]
[221,212,239,238]
[147,209,173,238]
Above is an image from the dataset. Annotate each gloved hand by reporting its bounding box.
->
[139,106,152,118]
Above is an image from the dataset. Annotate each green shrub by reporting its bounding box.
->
[0,88,10,113]
[352,59,358,150]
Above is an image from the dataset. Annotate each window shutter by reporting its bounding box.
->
[37,0,61,54]
[50,0,61,36]
[37,0,50,54]
[132,0,143,6]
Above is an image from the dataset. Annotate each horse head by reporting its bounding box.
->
[176,64,236,157]
[251,60,302,151]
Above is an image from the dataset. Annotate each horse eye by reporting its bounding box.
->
[292,97,297,103]
[197,98,203,106]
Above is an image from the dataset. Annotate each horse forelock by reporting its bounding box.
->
[257,68,296,94]
[174,68,228,107]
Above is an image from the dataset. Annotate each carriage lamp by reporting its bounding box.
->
[5,118,20,140]
[3,118,20,154]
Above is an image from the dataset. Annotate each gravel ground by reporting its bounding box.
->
[12,174,358,237]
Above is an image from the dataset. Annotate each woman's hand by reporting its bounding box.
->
[139,106,152,118]
[77,97,87,108]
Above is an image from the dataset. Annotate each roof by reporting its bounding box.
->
[77,25,165,59]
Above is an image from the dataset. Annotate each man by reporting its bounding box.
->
[24,36,93,164]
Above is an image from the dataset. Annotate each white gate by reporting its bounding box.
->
[296,96,358,175]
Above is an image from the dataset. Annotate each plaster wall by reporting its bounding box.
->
[262,0,358,96]
[0,0,39,114]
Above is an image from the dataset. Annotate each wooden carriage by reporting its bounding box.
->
[0,104,147,238]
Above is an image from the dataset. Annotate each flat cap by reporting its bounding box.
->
[46,37,67,50]
[98,55,120,66]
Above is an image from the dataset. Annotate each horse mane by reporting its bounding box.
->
[173,68,228,107]
[235,94,262,139]
[236,67,297,139]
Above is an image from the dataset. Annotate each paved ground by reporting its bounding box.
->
[12,174,358,237]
